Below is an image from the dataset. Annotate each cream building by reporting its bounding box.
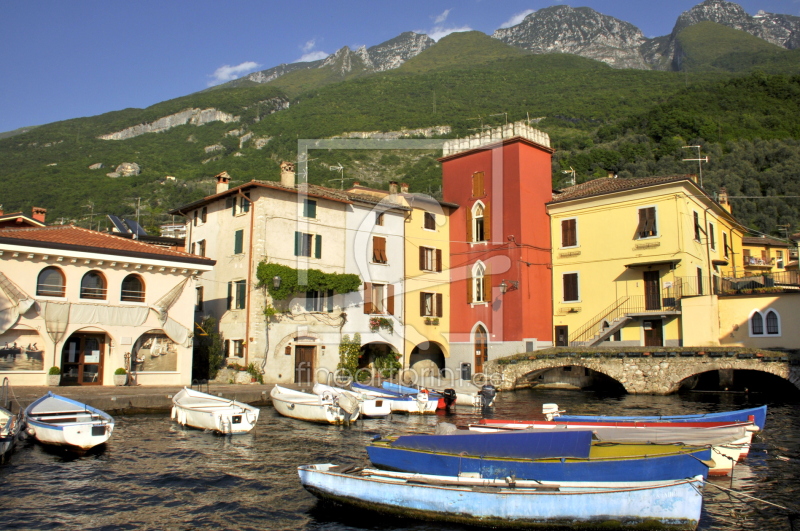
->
[0,225,213,386]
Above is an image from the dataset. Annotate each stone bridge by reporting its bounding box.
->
[487,352,800,395]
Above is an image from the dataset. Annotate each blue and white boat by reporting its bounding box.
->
[24,392,114,450]
[544,403,767,430]
[351,383,437,414]
[367,431,712,482]
[299,464,705,530]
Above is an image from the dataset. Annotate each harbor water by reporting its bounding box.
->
[1,388,798,530]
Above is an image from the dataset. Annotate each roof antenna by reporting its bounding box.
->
[328,163,345,189]
[682,146,708,188]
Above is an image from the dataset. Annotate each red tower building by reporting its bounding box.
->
[440,124,554,376]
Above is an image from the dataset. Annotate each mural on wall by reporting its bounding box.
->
[132,330,178,372]
[0,329,44,371]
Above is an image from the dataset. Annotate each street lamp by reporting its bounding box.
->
[499,280,519,294]
[272,275,281,289]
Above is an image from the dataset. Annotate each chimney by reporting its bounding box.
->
[400,183,409,194]
[32,207,46,223]
[215,171,231,193]
[280,161,295,187]
[352,181,360,187]
[389,181,399,194]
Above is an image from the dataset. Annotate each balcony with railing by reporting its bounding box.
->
[716,271,800,296]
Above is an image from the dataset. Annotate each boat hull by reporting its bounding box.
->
[171,387,260,434]
[24,393,114,450]
[554,405,767,431]
[271,386,358,425]
[313,383,391,418]
[0,408,22,462]
[351,383,437,414]
[299,464,704,530]
[367,442,711,482]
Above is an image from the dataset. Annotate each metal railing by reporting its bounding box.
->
[569,292,679,345]
[717,271,800,295]
[121,289,146,302]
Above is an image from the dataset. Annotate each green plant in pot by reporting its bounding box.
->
[113,367,128,386]
[47,366,61,386]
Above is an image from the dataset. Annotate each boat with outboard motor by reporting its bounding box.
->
[271,385,360,425]
[312,383,391,418]
[351,383,437,414]
[299,464,705,530]
[24,392,114,450]
[171,387,260,434]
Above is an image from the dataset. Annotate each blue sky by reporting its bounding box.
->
[1,0,797,133]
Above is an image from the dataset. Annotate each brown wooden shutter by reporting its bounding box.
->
[483,266,491,302]
[387,284,395,315]
[436,293,443,317]
[472,171,484,197]
[419,247,426,270]
[562,219,576,247]
[466,274,473,303]
[363,282,373,314]
[466,207,473,242]
[420,293,426,316]
[435,249,442,272]
[484,202,491,242]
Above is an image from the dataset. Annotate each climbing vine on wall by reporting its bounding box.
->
[256,262,362,301]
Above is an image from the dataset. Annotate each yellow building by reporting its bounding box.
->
[346,183,456,374]
[547,175,743,348]
[738,236,792,276]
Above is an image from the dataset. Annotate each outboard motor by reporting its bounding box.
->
[542,403,562,421]
[479,384,496,408]
[441,389,458,410]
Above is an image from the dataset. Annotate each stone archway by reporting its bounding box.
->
[409,341,446,378]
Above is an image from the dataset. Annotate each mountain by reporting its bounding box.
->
[492,5,649,70]
[398,31,525,74]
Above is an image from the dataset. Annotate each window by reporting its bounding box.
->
[697,267,704,295]
[375,212,384,226]
[193,209,199,227]
[240,195,250,213]
[201,206,207,223]
[306,290,334,312]
[295,232,321,258]
[469,202,488,243]
[234,230,244,254]
[194,239,206,257]
[420,292,443,317]
[232,339,244,358]
[419,247,442,272]
[708,222,716,250]
[37,266,65,297]
[751,312,764,335]
[766,310,779,334]
[227,280,247,310]
[743,248,752,264]
[472,171,485,198]
[423,212,436,231]
[562,273,579,302]
[372,236,387,264]
[470,262,489,303]
[80,271,106,300]
[723,233,729,258]
[121,274,145,303]
[777,250,784,269]
[303,199,317,219]
[226,196,236,216]
[364,282,394,315]
[693,211,702,242]
[195,286,203,311]
[636,207,657,239]
[561,218,577,247]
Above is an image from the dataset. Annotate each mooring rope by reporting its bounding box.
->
[705,481,797,512]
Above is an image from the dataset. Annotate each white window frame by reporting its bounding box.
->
[749,308,781,337]
[560,217,579,249]
[472,261,486,303]
[635,205,659,240]
[472,201,486,243]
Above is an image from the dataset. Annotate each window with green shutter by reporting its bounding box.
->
[314,234,322,259]
[235,280,247,309]
[234,229,244,254]
[304,199,317,219]
[295,232,314,257]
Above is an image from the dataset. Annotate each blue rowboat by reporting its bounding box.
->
[351,383,437,414]
[24,392,114,450]
[367,436,712,482]
[381,381,441,397]
[547,404,767,430]
[299,464,705,530]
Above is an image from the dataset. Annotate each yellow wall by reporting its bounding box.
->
[402,198,451,367]
[719,294,799,349]
[548,179,741,347]
[738,241,789,276]
[680,295,720,347]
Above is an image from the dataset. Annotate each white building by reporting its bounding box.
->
[0,225,214,386]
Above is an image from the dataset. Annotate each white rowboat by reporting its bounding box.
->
[171,387,260,434]
[312,383,391,418]
[271,385,359,425]
[24,393,114,450]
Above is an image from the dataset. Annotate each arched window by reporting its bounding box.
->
[472,203,485,242]
[80,271,107,300]
[750,311,764,335]
[121,274,145,302]
[765,310,780,335]
[472,262,486,303]
[36,266,65,297]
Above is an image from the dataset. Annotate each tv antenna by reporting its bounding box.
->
[561,166,576,187]
[328,163,345,189]
[490,112,508,125]
[84,201,95,231]
[467,115,488,132]
[682,145,708,188]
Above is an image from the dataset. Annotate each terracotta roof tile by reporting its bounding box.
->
[549,175,695,204]
[742,236,791,247]
[0,225,214,265]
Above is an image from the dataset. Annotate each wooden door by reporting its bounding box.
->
[294,346,315,384]
[555,326,569,347]
[643,320,663,347]
[474,326,487,374]
[60,334,105,386]
[644,271,661,311]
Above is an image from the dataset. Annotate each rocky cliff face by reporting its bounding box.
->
[99,108,240,141]
[244,32,434,84]
[492,6,650,69]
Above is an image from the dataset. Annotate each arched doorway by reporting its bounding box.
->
[61,332,106,385]
[474,325,488,373]
[359,342,401,378]
[409,342,445,378]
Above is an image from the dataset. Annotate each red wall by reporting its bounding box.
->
[442,138,553,345]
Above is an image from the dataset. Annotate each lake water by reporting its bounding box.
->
[1,388,798,530]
